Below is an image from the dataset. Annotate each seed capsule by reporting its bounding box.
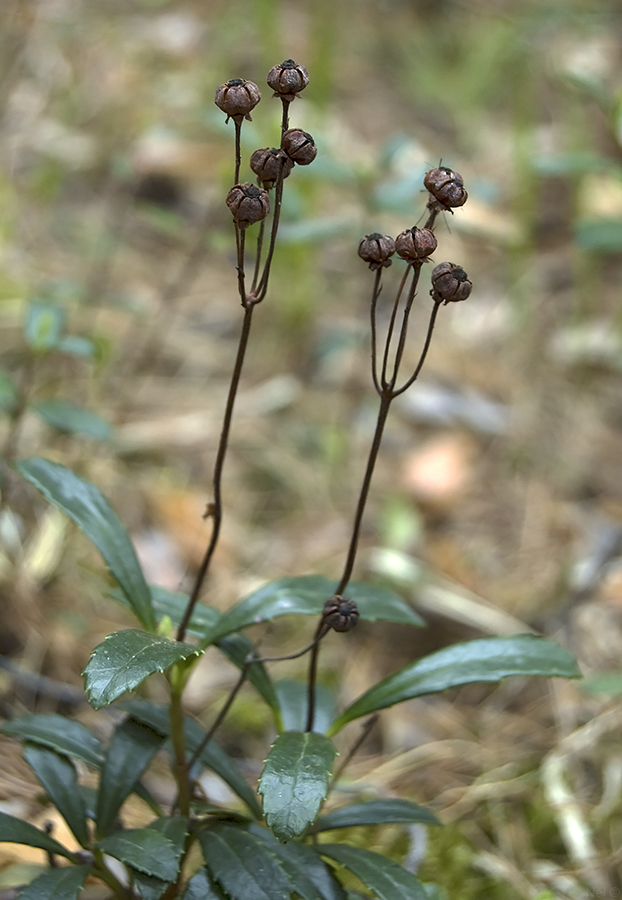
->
[215,78,261,121]
[250,147,294,189]
[281,129,317,166]
[267,59,310,99]
[225,183,270,227]
[395,226,437,261]
[430,262,472,303]
[358,233,395,270]
[322,596,359,633]
[424,166,468,209]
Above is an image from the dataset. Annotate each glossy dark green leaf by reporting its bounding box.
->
[33,400,112,441]
[23,744,89,846]
[199,824,290,900]
[98,827,178,881]
[16,457,155,631]
[132,871,168,900]
[250,826,346,900]
[217,632,280,715]
[259,731,337,841]
[274,679,335,734]
[122,700,262,819]
[0,811,76,861]
[24,301,65,352]
[328,635,581,735]
[18,864,91,900]
[315,799,440,832]
[183,868,227,899]
[96,717,166,838]
[0,370,18,414]
[83,629,201,709]
[206,575,424,643]
[320,844,427,900]
[1,713,104,769]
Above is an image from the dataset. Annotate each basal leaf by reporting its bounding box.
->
[16,457,155,630]
[259,731,337,841]
[320,844,427,900]
[33,400,112,441]
[0,811,77,861]
[328,635,581,735]
[83,629,201,709]
[96,717,166,838]
[199,824,290,900]
[23,744,89,846]
[121,700,262,819]
[18,864,91,900]
[98,827,178,881]
[206,575,424,643]
[315,799,440,832]
[1,713,104,769]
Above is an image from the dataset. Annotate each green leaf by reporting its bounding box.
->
[207,575,424,643]
[320,844,427,900]
[98,827,178,881]
[249,827,346,900]
[575,218,622,254]
[258,731,337,841]
[132,872,168,900]
[33,400,112,441]
[183,868,227,899]
[23,744,89,846]
[121,700,263,819]
[55,335,95,358]
[0,369,18,414]
[1,713,104,769]
[315,799,440,832]
[96,717,166,838]
[18,864,91,900]
[24,301,65,352]
[274,679,335,734]
[83,629,201,709]
[327,635,580,735]
[16,457,155,631]
[0,811,77,861]
[218,633,280,715]
[199,824,291,900]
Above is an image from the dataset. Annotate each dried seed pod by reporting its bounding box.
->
[226,182,270,227]
[267,59,309,99]
[250,147,295,189]
[395,226,437,262]
[430,262,472,303]
[215,78,261,121]
[358,232,395,270]
[322,596,359,633]
[281,129,317,166]
[424,166,468,209]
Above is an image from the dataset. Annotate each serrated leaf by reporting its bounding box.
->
[23,744,89,846]
[98,828,178,881]
[33,400,112,441]
[132,871,168,900]
[320,844,427,900]
[0,811,76,861]
[199,825,290,900]
[83,629,201,709]
[249,826,346,900]
[315,799,440,832]
[206,575,424,643]
[24,301,65,352]
[16,458,155,630]
[18,864,91,900]
[147,816,188,862]
[328,635,581,735]
[259,731,337,841]
[96,717,166,838]
[183,868,227,899]
[1,714,104,769]
[121,700,262,819]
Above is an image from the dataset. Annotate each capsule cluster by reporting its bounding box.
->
[216,61,316,228]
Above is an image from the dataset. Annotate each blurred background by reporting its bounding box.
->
[1,0,622,896]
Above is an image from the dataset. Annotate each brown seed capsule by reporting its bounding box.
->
[430,262,472,303]
[424,166,468,209]
[267,59,310,99]
[322,596,359,633]
[281,128,317,166]
[250,147,295,189]
[214,78,261,122]
[395,226,437,262]
[225,182,270,227]
[358,233,395,270]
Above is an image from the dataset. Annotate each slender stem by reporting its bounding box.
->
[393,298,442,396]
[234,119,242,185]
[329,714,379,788]
[256,161,286,301]
[305,620,331,732]
[235,226,246,306]
[177,303,255,641]
[251,218,266,294]
[169,668,191,817]
[281,97,291,136]
[187,665,249,771]
[370,269,383,395]
[92,849,134,900]
[380,267,409,389]
[387,262,422,390]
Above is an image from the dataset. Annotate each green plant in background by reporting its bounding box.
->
[0,62,580,900]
